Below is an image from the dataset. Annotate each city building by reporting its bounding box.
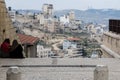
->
[69,11,75,22]
[37,45,53,58]
[86,24,96,34]
[60,15,70,24]
[53,16,60,33]
[75,20,82,27]
[36,4,58,33]
[63,37,80,50]
[17,34,39,58]
[42,4,53,18]
[37,13,45,26]
[8,7,16,22]
[44,18,55,33]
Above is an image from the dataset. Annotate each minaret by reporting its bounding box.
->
[0,0,18,44]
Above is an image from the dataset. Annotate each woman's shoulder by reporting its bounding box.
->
[17,44,23,49]
[17,44,20,46]
[18,44,22,47]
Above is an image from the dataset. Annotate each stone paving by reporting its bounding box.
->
[0,58,120,80]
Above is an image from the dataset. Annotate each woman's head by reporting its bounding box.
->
[4,38,10,44]
[10,39,19,51]
[12,40,18,46]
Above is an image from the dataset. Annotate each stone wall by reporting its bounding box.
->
[0,0,18,44]
[0,58,120,80]
[102,32,120,55]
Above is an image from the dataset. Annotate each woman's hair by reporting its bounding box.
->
[12,40,18,46]
[11,39,19,51]
[4,38,10,44]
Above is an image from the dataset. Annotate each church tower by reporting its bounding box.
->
[0,0,18,44]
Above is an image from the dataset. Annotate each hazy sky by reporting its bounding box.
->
[5,0,120,10]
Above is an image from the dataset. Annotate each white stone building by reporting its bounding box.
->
[60,15,69,24]
[37,13,45,26]
[8,7,16,22]
[63,38,80,50]
[37,45,53,58]
[69,11,75,22]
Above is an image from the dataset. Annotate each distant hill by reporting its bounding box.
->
[14,9,40,15]
[15,9,120,24]
[54,9,120,24]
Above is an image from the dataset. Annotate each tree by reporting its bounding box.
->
[81,48,87,57]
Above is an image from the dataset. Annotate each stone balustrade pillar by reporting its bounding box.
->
[6,66,21,80]
[94,65,108,80]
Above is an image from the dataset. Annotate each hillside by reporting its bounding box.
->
[54,9,120,24]
[16,9,120,24]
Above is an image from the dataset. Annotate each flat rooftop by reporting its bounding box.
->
[0,58,120,80]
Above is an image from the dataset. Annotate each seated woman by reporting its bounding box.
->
[10,40,24,58]
[0,38,11,58]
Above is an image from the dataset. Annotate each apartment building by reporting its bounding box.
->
[63,37,80,50]
[42,4,53,18]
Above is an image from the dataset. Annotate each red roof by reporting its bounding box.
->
[17,34,39,45]
[67,37,80,41]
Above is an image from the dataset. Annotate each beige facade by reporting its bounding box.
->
[37,13,45,26]
[0,0,18,44]
[8,10,16,22]
[86,24,97,34]
[42,4,48,15]
[102,32,120,55]
[44,18,56,33]
[42,4,53,17]
[47,20,55,33]
[37,45,52,58]
[69,11,75,22]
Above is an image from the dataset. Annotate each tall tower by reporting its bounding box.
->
[48,4,53,16]
[0,0,18,44]
[69,11,75,22]
[42,4,48,16]
[42,4,53,18]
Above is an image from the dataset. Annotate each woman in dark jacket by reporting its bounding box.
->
[10,40,24,58]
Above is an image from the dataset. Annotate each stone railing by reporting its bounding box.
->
[6,65,108,80]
